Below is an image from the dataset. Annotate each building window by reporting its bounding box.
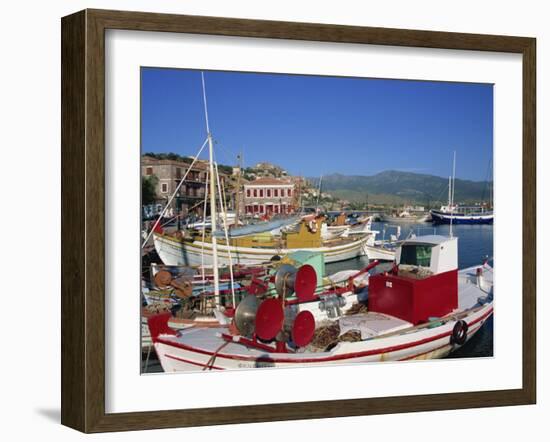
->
[246,189,251,197]
[161,183,168,193]
[274,189,279,197]
[146,167,153,176]
[253,189,257,197]
[287,188,292,197]
[267,189,271,197]
[259,189,264,198]
[176,167,182,179]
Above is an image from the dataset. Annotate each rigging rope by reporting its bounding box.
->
[141,138,208,248]
[214,158,236,309]
[201,167,209,284]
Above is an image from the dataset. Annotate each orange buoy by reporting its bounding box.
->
[154,269,172,288]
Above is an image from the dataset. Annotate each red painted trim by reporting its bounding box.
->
[164,353,224,370]
[221,334,282,353]
[156,307,493,364]
[399,343,451,361]
[398,322,483,361]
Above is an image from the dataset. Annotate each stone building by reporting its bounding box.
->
[243,177,296,216]
[141,155,230,215]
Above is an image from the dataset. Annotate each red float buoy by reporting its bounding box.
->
[292,310,316,347]
[255,298,284,340]
[295,264,317,302]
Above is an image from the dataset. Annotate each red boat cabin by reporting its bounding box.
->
[368,235,458,324]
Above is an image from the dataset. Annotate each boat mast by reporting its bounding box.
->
[201,72,220,305]
[450,151,456,238]
[235,150,242,225]
[448,176,452,209]
[489,156,493,210]
[316,175,323,212]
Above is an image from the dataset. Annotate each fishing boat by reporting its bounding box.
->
[430,154,493,225]
[430,205,493,225]
[380,210,431,224]
[145,75,381,266]
[141,251,373,353]
[152,217,376,266]
[148,234,493,371]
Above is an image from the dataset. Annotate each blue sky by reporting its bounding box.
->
[141,68,493,181]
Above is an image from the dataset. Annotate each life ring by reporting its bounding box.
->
[450,320,468,346]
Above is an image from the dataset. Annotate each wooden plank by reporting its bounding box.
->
[90,8,531,53]
[61,10,86,432]
[521,38,536,404]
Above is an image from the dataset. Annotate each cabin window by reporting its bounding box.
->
[400,244,432,267]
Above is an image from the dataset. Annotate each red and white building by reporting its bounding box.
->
[243,177,295,216]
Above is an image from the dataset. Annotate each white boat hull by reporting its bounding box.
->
[363,244,396,261]
[153,232,376,266]
[152,303,492,372]
[150,264,494,372]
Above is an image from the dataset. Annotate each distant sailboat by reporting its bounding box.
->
[430,154,493,225]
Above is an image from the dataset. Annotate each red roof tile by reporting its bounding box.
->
[246,177,293,186]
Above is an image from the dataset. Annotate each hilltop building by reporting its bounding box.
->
[142,155,230,215]
[243,177,295,216]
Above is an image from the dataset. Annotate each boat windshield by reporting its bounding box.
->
[400,244,432,267]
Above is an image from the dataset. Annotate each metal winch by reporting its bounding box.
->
[318,293,347,319]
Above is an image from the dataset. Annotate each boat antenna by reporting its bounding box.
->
[316,175,323,212]
[448,176,452,210]
[450,150,456,238]
[201,71,220,304]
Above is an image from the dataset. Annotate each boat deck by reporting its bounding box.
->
[154,264,494,368]
[457,265,493,311]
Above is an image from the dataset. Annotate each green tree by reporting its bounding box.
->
[142,175,159,205]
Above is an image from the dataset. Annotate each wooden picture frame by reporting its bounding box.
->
[61,9,536,433]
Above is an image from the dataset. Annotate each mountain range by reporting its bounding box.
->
[309,170,493,205]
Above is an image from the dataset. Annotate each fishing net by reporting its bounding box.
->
[143,302,171,315]
[308,321,362,351]
[345,303,369,316]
